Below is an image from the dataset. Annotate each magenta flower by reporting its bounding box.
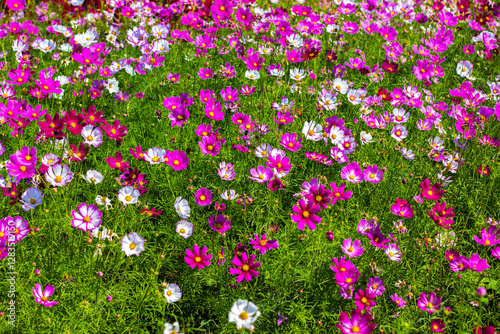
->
[184,245,212,270]
[330,182,353,204]
[336,309,377,334]
[367,277,385,297]
[168,107,190,128]
[473,226,500,247]
[429,202,455,230]
[220,86,239,102]
[379,26,398,41]
[366,224,390,249]
[391,293,406,308]
[335,268,360,289]
[391,198,414,218]
[412,59,433,81]
[15,146,37,166]
[35,71,62,95]
[249,234,279,255]
[280,133,303,152]
[32,284,58,307]
[342,238,364,257]
[229,252,261,283]
[354,289,377,311]
[330,257,355,274]
[208,214,231,235]
[167,150,189,171]
[198,67,214,79]
[363,165,383,183]
[198,136,221,156]
[291,198,321,231]
[417,292,441,314]
[194,188,212,206]
[71,203,102,232]
[341,162,363,184]
[0,240,9,260]
[306,185,333,209]
[100,119,127,142]
[468,253,490,272]
[249,165,273,183]
[420,179,445,201]
[430,319,445,333]
[6,156,36,179]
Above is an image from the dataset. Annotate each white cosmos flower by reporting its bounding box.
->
[121,232,145,257]
[245,70,260,80]
[118,186,140,206]
[175,220,193,239]
[163,322,182,334]
[144,147,167,164]
[220,189,239,200]
[360,131,374,145]
[81,125,103,147]
[163,283,182,303]
[290,68,306,81]
[20,187,44,211]
[174,196,190,219]
[302,121,323,141]
[45,164,73,187]
[82,169,103,184]
[228,299,261,330]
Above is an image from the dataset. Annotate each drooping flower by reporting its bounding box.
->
[208,214,231,235]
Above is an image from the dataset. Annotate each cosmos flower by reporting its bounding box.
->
[184,245,212,270]
[121,232,145,257]
[32,284,58,307]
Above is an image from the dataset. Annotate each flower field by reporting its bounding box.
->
[0,0,500,332]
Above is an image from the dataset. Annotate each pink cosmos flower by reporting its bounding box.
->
[291,198,321,231]
[330,182,353,204]
[473,226,500,247]
[354,289,377,311]
[420,179,445,201]
[391,293,406,308]
[430,319,445,333]
[248,166,273,183]
[220,86,239,102]
[229,252,261,283]
[249,234,279,255]
[194,188,212,206]
[280,133,303,152]
[391,198,414,218]
[417,292,441,314]
[363,165,383,183]
[336,309,377,334]
[184,245,212,270]
[342,238,364,257]
[6,216,30,243]
[208,214,231,235]
[32,284,58,307]
[198,136,221,156]
[341,162,363,183]
[167,150,189,171]
[71,203,102,231]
